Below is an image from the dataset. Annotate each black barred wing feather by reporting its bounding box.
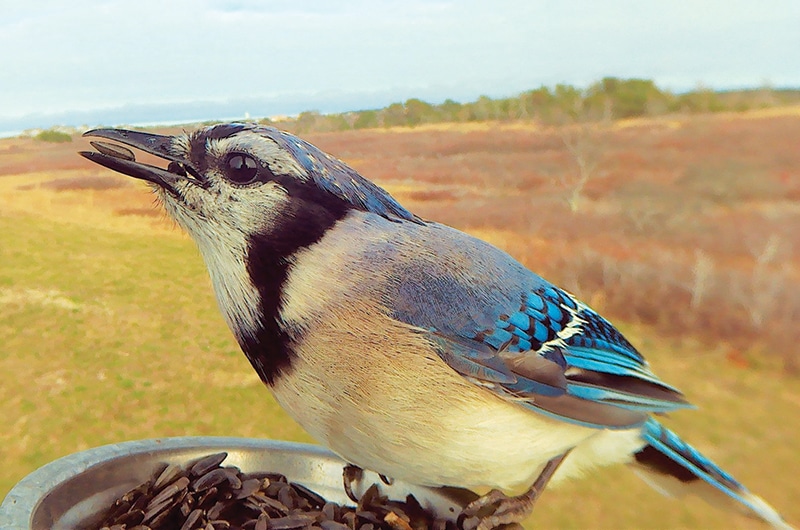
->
[426,284,691,429]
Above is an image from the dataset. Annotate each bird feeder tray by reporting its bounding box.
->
[0,437,476,529]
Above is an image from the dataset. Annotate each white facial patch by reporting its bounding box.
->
[159,189,263,340]
[170,133,192,160]
[152,130,300,342]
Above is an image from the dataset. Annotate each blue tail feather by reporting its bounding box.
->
[639,418,744,498]
[635,418,791,529]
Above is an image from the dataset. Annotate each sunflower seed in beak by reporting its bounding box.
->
[89,140,136,161]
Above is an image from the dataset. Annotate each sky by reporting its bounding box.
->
[1,0,799,132]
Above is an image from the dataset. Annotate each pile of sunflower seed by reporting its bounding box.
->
[92,452,457,530]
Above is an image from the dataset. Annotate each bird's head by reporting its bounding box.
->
[80,123,418,383]
[81,123,415,246]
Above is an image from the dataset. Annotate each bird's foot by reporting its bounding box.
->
[457,489,529,530]
[458,451,571,530]
[343,464,396,503]
[342,464,364,503]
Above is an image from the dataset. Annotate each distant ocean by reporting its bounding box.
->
[0,94,340,138]
[0,114,260,139]
[0,129,25,139]
[0,87,491,140]
[0,97,328,139]
[0,92,406,139]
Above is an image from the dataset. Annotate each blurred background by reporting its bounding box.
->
[1,2,799,528]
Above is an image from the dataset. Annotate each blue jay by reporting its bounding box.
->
[81,123,791,530]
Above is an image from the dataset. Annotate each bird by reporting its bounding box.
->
[80,123,792,530]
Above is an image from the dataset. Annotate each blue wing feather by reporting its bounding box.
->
[355,217,692,429]
[423,280,691,428]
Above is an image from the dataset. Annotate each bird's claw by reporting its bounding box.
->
[458,452,570,530]
[342,464,364,503]
[458,489,528,530]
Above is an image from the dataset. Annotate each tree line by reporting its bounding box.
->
[267,78,800,133]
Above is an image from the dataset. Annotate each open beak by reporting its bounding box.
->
[79,128,204,190]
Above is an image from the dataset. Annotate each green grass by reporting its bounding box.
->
[0,211,313,498]
[1,208,798,529]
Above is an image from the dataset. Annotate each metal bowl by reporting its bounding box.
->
[0,437,477,530]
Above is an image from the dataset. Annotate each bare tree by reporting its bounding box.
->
[690,249,714,310]
[740,234,787,329]
[555,98,609,213]
[731,232,800,374]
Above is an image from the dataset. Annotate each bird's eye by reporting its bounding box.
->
[224,153,259,185]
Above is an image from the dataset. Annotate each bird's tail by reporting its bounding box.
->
[631,418,793,529]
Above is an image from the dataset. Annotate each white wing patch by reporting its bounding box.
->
[538,297,587,354]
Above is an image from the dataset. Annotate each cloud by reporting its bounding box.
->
[1,0,798,127]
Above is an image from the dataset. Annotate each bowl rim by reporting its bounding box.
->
[0,437,329,530]
[0,436,476,529]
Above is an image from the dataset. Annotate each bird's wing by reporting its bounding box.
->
[418,283,691,429]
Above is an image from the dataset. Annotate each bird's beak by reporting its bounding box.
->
[79,128,204,190]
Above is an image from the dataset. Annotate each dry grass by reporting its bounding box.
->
[304,111,800,372]
[1,110,799,529]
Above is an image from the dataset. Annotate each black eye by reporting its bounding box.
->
[224,153,259,184]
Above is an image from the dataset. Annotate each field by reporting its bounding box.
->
[1,108,799,529]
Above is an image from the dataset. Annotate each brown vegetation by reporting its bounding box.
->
[301,111,800,373]
[4,110,799,372]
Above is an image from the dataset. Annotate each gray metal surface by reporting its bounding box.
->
[0,437,477,530]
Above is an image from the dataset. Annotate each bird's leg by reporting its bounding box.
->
[459,451,571,530]
[342,464,364,503]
